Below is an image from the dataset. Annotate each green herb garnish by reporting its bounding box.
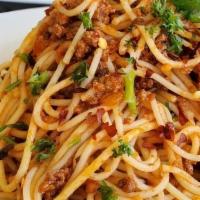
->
[124,69,137,114]
[172,0,200,23]
[112,139,132,158]
[28,71,49,95]
[152,0,166,17]
[167,34,183,54]
[0,136,16,145]
[18,53,30,64]
[125,39,137,49]
[126,57,136,64]
[5,80,21,92]
[32,138,55,162]
[68,136,81,148]
[72,62,88,84]
[99,181,118,200]
[0,122,28,132]
[8,122,28,130]
[125,39,132,47]
[79,12,93,29]
[146,25,159,37]
[152,0,183,54]
[165,102,170,109]
[0,145,14,159]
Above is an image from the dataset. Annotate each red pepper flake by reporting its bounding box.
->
[85,179,99,193]
[96,108,106,125]
[59,108,68,123]
[176,133,187,146]
[178,107,187,125]
[101,123,117,137]
[123,118,133,124]
[142,140,155,149]
[85,113,98,124]
[162,122,175,141]
[146,69,154,78]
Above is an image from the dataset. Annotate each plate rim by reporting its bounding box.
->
[0,6,47,62]
[0,6,48,15]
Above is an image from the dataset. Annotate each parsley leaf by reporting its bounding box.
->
[28,71,49,95]
[146,25,159,37]
[0,145,14,159]
[124,69,137,114]
[68,136,81,148]
[0,122,28,132]
[165,102,170,109]
[112,139,132,158]
[167,34,183,54]
[32,138,55,162]
[125,39,137,49]
[72,62,88,84]
[18,53,30,64]
[152,0,183,54]
[172,0,200,23]
[79,12,93,29]
[99,181,118,200]
[152,0,166,17]
[126,57,135,64]
[161,9,183,34]
[8,122,28,131]
[0,136,16,145]
[187,11,200,23]
[5,80,22,92]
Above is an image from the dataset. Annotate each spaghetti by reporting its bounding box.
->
[0,0,200,199]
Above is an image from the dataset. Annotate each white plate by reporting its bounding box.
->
[0,0,52,4]
[0,7,47,63]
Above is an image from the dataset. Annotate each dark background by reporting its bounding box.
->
[0,2,49,13]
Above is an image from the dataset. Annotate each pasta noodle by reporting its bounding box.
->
[0,0,200,199]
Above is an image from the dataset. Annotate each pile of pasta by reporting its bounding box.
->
[0,0,200,199]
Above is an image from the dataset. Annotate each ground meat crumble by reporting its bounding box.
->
[85,73,124,105]
[39,167,71,200]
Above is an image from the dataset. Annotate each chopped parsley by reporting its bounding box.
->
[32,138,56,162]
[68,136,81,148]
[167,34,183,55]
[165,102,170,109]
[72,62,88,84]
[172,0,200,23]
[0,122,28,132]
[112,139,132,158]
[124,69,137,114]
[0,136,16,145]
[125,39,137,49]
[79,12,93,29]
[7,122,28,130]
[28,71,49,95]
[126,57,136,64]
[152,0,166,17]
[152,0,183,54]
[99,181,118,200]
[125,39,132,47]
[5,80,22,92]
[18,53,30,64]
[0,145,14,159]
[146,25,159,37]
